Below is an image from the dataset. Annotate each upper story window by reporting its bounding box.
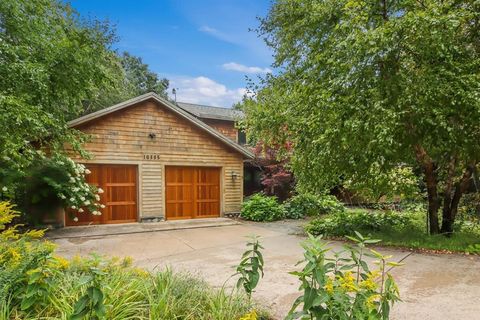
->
[237,129,247,145]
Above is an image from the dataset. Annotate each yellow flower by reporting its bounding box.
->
[239,310,257,320]
[25,229,45,239]
[339,271,358,292]
[133,267,149,277]
[53,255,70,269]
[8,248,21,262]
[360,271,380,291]
[324,277,334,294]
[366,294,381,309]
[121,256,133,267]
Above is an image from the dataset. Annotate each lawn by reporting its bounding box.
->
[305,208,480,254]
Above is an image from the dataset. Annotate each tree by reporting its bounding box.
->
[0,0,120,163]
[251,142,294,201]
[242,0,480,234]
[120,52,169,98]
[82,52,170,115]
[0,0,123,216]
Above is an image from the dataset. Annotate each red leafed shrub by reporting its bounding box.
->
[252,142,294,201]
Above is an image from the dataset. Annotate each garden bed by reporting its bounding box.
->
[305,208,480,255]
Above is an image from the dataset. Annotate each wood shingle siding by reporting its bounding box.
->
[67,96,248,223]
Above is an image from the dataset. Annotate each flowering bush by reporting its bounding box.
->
[3,152,104,222]
[287,232,401,319]
[43,154,105,220]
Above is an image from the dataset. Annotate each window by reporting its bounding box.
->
[237,129,247,145]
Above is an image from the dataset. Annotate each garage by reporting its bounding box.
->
[66,164,138,226]
[165,166,221,220]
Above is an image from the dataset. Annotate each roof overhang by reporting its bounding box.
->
[68,92,254,159]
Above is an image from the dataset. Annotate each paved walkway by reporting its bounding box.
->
[51,219,480,319]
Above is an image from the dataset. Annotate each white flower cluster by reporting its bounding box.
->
[53,155,105,220]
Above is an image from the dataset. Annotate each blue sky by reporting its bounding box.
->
[69,0,273,107]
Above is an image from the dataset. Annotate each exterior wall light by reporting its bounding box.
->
[231,171,239,181]
[148,132,156,139]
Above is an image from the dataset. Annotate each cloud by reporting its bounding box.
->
[222,62,271,74]
[169,75,246,107]
[199,25,237,44]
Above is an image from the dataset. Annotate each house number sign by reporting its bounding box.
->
[143,154,161,160]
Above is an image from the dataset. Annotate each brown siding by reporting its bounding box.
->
[200,118,238,142]
[68,100,244,220]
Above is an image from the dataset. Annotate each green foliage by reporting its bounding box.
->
[84,52,170,115]
[305,209,412,237]
[305,207,480,253]
[1,153,103,224]
[287,233,400,319]
[240,193,285,222]
[0,201,260,319]
[344,166,422,203]
[235,236,265,300]
[0,0,119,163]
[284,193,345,219]
[243,0,480,234]
[70,262,107,320]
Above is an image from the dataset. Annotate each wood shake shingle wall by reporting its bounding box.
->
[69,99,245,220]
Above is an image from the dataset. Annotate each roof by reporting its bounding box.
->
[176,102,244,121]
[68,92,254,159]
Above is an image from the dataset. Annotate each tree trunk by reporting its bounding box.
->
[440,162,476,235]
[414,145,440,234]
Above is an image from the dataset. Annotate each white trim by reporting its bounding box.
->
[68,92,254,159]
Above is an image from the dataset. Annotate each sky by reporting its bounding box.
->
[68,0,273,107]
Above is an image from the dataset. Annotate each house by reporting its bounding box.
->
[176,102,262,197]
[64,92,253,226]
[176,102,246,144]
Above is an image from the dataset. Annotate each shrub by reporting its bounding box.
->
[1,152,104,224]
[284,193,345,219]
[0,201,262,319]
[305,209,412,237]
[240,193,285,221]
[287,232,400,319]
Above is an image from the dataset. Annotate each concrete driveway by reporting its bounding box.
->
[51,220,480,319]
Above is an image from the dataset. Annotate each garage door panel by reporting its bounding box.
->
[166,166,220,220]
[66,164,137,226]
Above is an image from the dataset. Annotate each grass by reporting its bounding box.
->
[305,208,480,254]
[1,257,269,320]
[367,226,480,253]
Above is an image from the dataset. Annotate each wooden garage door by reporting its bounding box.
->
[66,164,137,226]
[165,166,220,220]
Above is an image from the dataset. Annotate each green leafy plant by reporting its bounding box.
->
[284,193,345,219]
[287,232,401,319]
[0,201,259,319]
[235,236,265,301]
[305,209,412,237]
[240,193,285,222]
[70,262,107,320]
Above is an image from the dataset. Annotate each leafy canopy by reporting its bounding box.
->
[243,0,480,201]
[0,0,119,166]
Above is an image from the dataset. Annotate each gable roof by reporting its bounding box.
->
[68,92,254,159]
[177,102,244,121]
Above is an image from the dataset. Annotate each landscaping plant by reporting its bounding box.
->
[305,210,412,238]
[235,236,265,301]
[284,193,345,219]
[287,233,401,319]
[0,201,258,319]
[241,193,285,222]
